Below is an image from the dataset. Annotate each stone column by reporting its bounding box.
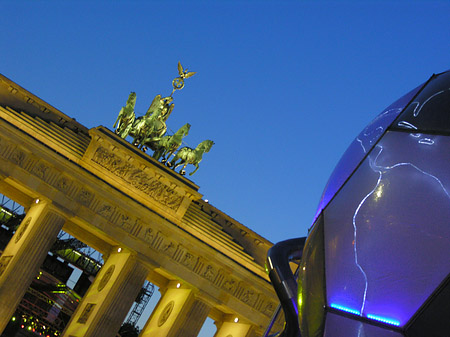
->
[62,246,147,337]
[214,315,255,337]
[140,282,211,337]
[0,199,65,332]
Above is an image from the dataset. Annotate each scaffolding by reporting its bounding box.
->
[1,194,155,334]
[126,280,155,326]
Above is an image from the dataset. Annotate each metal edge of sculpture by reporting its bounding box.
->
[113,62,212,176]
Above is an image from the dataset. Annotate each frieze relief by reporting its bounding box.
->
[161,241,177,258]
[115,213,142,237]
[76,188,94,207]
[56,176,72,194]
[32,161,49,180]
[10,148,26,167]
[119,214,135,233]
[97,203,115,220]
[202,264,218,283]
[222,276,238,294]
[0,136,275,318]
[141,226,155,246]
[262,301,277,317]
[91,147,183,211]
[240,287,258,307]
[180,251,197,270]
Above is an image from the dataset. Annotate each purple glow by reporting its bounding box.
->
[323,313,403,337]
[313,84,424,223]
[324,131,450,326]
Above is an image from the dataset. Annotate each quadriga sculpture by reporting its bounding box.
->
[149,123,191,162]
[130,109,164,149]
[113,92,136,138]
[129,95,174,149]
[168,140,214,176]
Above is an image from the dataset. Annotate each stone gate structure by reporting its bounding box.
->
[0,73,282,337]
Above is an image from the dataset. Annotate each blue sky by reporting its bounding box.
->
[1,0,450,334]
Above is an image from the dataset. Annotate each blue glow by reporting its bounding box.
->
[330,303,360,316]
[367,314,400,326]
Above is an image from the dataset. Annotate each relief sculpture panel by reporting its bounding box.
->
[91,147,183,211]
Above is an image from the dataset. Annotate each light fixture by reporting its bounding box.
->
[330,303,360,316]
[176,283,181,288]
[234,317,239,323]
[117,247,122,253]
[367,314,400,326]
[35,199,40,204]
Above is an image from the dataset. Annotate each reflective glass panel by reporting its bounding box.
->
[394,70,450,134]
[324,131,450,326]
[323,313,404,337]
[407,274,450,337]
[298,215,325,337]
[314,83,424,222]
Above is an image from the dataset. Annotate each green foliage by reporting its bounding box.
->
[118,322,140,337]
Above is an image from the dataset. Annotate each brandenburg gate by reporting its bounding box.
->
[0,73,282,336]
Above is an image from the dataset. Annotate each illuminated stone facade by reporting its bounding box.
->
[0,73,281,337]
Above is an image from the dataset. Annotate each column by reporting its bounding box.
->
[62,246,147,337]
[140,282,211,337]
[0,198,65,331]
[214,315,255,337]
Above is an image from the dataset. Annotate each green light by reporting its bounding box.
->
[11,317,16,321]
[28,326,32,331]
[297,281,303,312]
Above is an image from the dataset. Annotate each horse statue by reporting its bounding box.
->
[149,123,191,162]
[113,92,136,138]
[168,140,214,176]
[146,94,174,122]
[129,94,174,149]
[130,109,165,149]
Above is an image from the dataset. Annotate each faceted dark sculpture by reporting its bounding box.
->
[296,70,450,336]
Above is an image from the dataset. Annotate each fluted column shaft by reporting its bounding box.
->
[62,247,147,337]
[140,284,211,337]
[0,199,65,332]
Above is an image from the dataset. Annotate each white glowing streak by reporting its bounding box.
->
[352,171,380,314]
[352,144,450,316]
[413,90,446,117]
[418,138,435,145]
[397,121,418,130]
[356,108,402,154]
[356,137,366,153]
[376,160,450,201]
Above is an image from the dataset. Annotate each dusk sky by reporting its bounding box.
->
[1,1,450,334]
